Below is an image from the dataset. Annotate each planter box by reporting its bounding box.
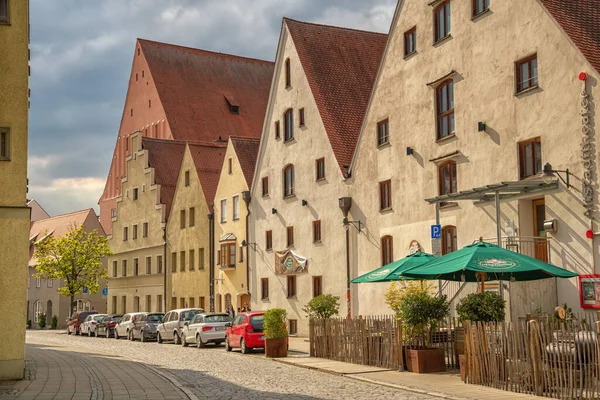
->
[406,348,446,373]
[265,338,288,358]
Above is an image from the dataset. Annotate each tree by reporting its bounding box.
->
[34,226,111,313]
[302,294,340,320]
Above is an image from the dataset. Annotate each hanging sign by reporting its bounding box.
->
[274,250,308,275]
[579,275,600,309]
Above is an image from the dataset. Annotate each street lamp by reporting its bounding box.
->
[542,163,571,188]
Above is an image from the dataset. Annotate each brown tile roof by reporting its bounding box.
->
[188,141,228,208]
[139,39,274,142]
[284,18,388,174]
[540,0,600,75]
[230,136,260,187]
[142,138,187,218]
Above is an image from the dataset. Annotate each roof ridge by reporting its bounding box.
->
[138,38,274,65]
[187,140,228,148]
[283,17,388,37]
[230,136,261,142]
[35,208,92,222]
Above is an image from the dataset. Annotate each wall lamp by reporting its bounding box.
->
[241,240,257,249]
[406,147,414,156]
[343,217,362,232]
[542,163,571,188]
[302,199,308,206]
[478,122,487,132]
[271,208,277,214]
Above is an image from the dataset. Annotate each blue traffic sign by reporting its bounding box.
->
[431,224,442,239]
[102,288,108,296]
[82,286,88,294]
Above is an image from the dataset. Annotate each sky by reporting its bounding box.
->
[28,0,396,217]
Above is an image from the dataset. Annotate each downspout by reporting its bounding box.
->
[208,206,215,312]
[242,191,251,301]
[162,226,167,313]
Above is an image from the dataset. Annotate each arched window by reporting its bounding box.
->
[439,161,457,195]
[225,294,232,309]
[381,236,393,266]
[283,164,295,197]
[436,79,454,139]
[284,109,294,141]
[434,1,451,43]
[442,225,457,255]
[285,58,291,87]
[33,301,42,323]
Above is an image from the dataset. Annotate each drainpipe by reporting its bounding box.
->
[162,226,167,313]
[208,207,215,312]
[242,191,252,301]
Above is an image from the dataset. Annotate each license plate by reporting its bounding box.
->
[260,335,264,340]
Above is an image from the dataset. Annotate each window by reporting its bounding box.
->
[0,0,9,25]
[199,248,205,269]
[132,224,138,240]
[33,301,42,323]
[316,158,325,181]
[239,245,244,262]
[122,260,127,277]
[189,297,195,308]
[220,243,236,268]
[180,298,185,309]
[516,55,538,93]
[184,170,190,186]
[439,161,457,195]
[112,261,118,277]
[381,236,393,266]
[287,275,297,298]
[216,250,221,265]
[283,164,295,197]
[149,99,151,108]
[146,295,152,312]
[299,108,305,126]
[133,187,139,200]
[180,210,186,229]
[261,278,269,300]
[157,255,163,274]
[233,196,240,220]
[436,80,455,139]
[284,109,294,141]
[157,295,163,312]
[189,249,195,271]
[0,128,10,160]
[199,297,205,310]
[473,0,489,16]
[111,208,117,218]
[377,119,389,146]
[434,1,451,43]
[285,58,291,87]
[275,121,280,139]
[266,231,273,250]
[142,222,148,237]
[171,252,177,273]
[289,319,298,335]
[442,225,457,255]
[153,124,158,138]
[404,27,417,56]
[313,276,322,297]
[123,226,128,241]
[189,207,195,227]
[262,177,269,197]
[180,251,186,272]
[133,258,139,276]
[519,138,542,178]
[220,199,228,223]
[36,277,41,288]
[228,158,233,174]
[146,256,152,274]
[112,296,117,314]
[287,226,294,248]
[379,180,392,210]
[313,220,321,243]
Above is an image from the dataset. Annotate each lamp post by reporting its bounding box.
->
[338,197,352,319]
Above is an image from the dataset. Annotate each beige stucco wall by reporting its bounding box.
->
[350,0,600,319]
[166,145,210,311]
[108,133,168,315]
[0,0,29,380]
[250,25,352,336]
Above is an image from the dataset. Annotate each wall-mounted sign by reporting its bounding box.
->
[274,250,308,275]
[579,274,600,309]
[579,74,595,219]
[431,225,441,239]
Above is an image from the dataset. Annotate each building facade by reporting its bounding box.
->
[350,0,600,319]
[0,0,29,380]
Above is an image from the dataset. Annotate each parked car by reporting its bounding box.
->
[225,311,284,354]
[132,313,164,342]
[96,315,122,338]
[180,313,232,348]
[114,312,147,340]
[67,311,98,335]
[156,308,204,344]
[80,314,108,337]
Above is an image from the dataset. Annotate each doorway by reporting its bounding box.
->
[46,300,52,320]
[533,198,548,262]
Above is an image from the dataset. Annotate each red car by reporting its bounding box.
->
[225,311,273,354]
[67,311,97,335]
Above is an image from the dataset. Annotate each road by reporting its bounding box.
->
[25,330,435,400]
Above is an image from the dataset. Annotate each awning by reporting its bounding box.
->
[219,233,237,242]
[425,179,558,204]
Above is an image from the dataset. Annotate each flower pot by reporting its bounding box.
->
[405,348,446,373]
[265,337,288,358]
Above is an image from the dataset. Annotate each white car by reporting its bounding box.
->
[80,314,108,337]
[180,313,232,348]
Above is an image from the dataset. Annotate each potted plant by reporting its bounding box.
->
[50,315,58,330]
[386,281,450,373]
[38,312,46,329]
[264,308,288,358]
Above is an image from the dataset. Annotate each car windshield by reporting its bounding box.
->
[93,315,105,321]
[205,315,231,323]
[146,314,163,322]
[181,310,202,321]
[250,315,264,332]
[111,316,122,322]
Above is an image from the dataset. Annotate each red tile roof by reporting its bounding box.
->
[139,39,274,142]
[142,138,187,218]
[230,136,260,187]
[188,141,228,208]
[540,0,600,75]
[284,18,388,174]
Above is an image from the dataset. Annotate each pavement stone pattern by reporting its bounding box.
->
[24,331,436,400]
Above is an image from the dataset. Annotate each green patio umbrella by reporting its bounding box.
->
[398,242,578,286]
[350,251,436,283]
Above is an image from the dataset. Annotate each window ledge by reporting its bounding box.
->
[283,194,297,200]
[515,85,540,97]
[433,34,452,47]
[316,178,326,182]
[436,133,457,144]
[379,207,394,214]
[0,158,10,161]
[262,194,270,198]
[286,85,292,90]
[266,248,273,252]
[377,141,391,149]
[261,298,270,302]
[287,296,298,300]
[220,266,236,271]
[284,138,296,144]
[313,240,322,244]
[471,8,491,21]
[233,218,239,221]
[403,51,417,60]
[519,173,543,181]
[439,201,459,210]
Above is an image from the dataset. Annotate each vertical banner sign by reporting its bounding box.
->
[580,72,595,219]
[431,224,442,257]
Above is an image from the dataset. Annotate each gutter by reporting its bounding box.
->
[208,206,214,312]
[242,191,251,300]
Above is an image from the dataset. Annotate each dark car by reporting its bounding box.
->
[67,311,98,335]
[96,315,123,338]
[132,313,164,342]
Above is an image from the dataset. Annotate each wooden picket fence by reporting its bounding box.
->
[464,313,600,398]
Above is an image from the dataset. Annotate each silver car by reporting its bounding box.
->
[181,313,232,348]
[156,308,204,344]
[80,314,107,337]
[114,312,147,340]
[132,313,164,342]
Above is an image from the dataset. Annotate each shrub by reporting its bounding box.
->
[456,292,506,323]
[302,294,340,320]
[263,308,288,339]
[50,315,58,329]
[38,313,46,329]
[26,320,31,329]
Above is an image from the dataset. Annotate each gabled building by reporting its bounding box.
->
[213,137,259,313]
[27,199,50,222]
[98,39,274,234]
[28,209,107,329]
[350,0,600,319]
[250,18,387,335]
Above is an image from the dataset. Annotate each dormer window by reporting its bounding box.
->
[225,95,240,115]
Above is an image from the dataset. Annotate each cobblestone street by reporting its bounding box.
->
[22,331,435,400]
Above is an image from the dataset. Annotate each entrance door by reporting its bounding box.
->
[533,199,548,262]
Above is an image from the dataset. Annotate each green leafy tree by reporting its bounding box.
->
[34,226,111,311]
[302,294,340,320]
[456,292,506,323]
[264,308,288,339]
[38,312,46,329]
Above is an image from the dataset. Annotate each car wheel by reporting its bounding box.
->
[225,337,232,352]
[140,331,146,343]
[67,329,72,335]
[92,329,96,337]
[128,330,133,341]
[174,332,181,345]
[197,334,206,348]
[241,338,251,354]
[181,334,188,347]
[75,330,80,336]
[106,329,111,339]
[157,332,163,344]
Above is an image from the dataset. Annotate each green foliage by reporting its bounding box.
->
[456,292,506,323]
[264,308,288,339]
[27,320,31,329]
[50,315,58,330]
[34,226,111,300]
[38,313,46,329]
[385,281,450,347]
[302,294,340,320]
